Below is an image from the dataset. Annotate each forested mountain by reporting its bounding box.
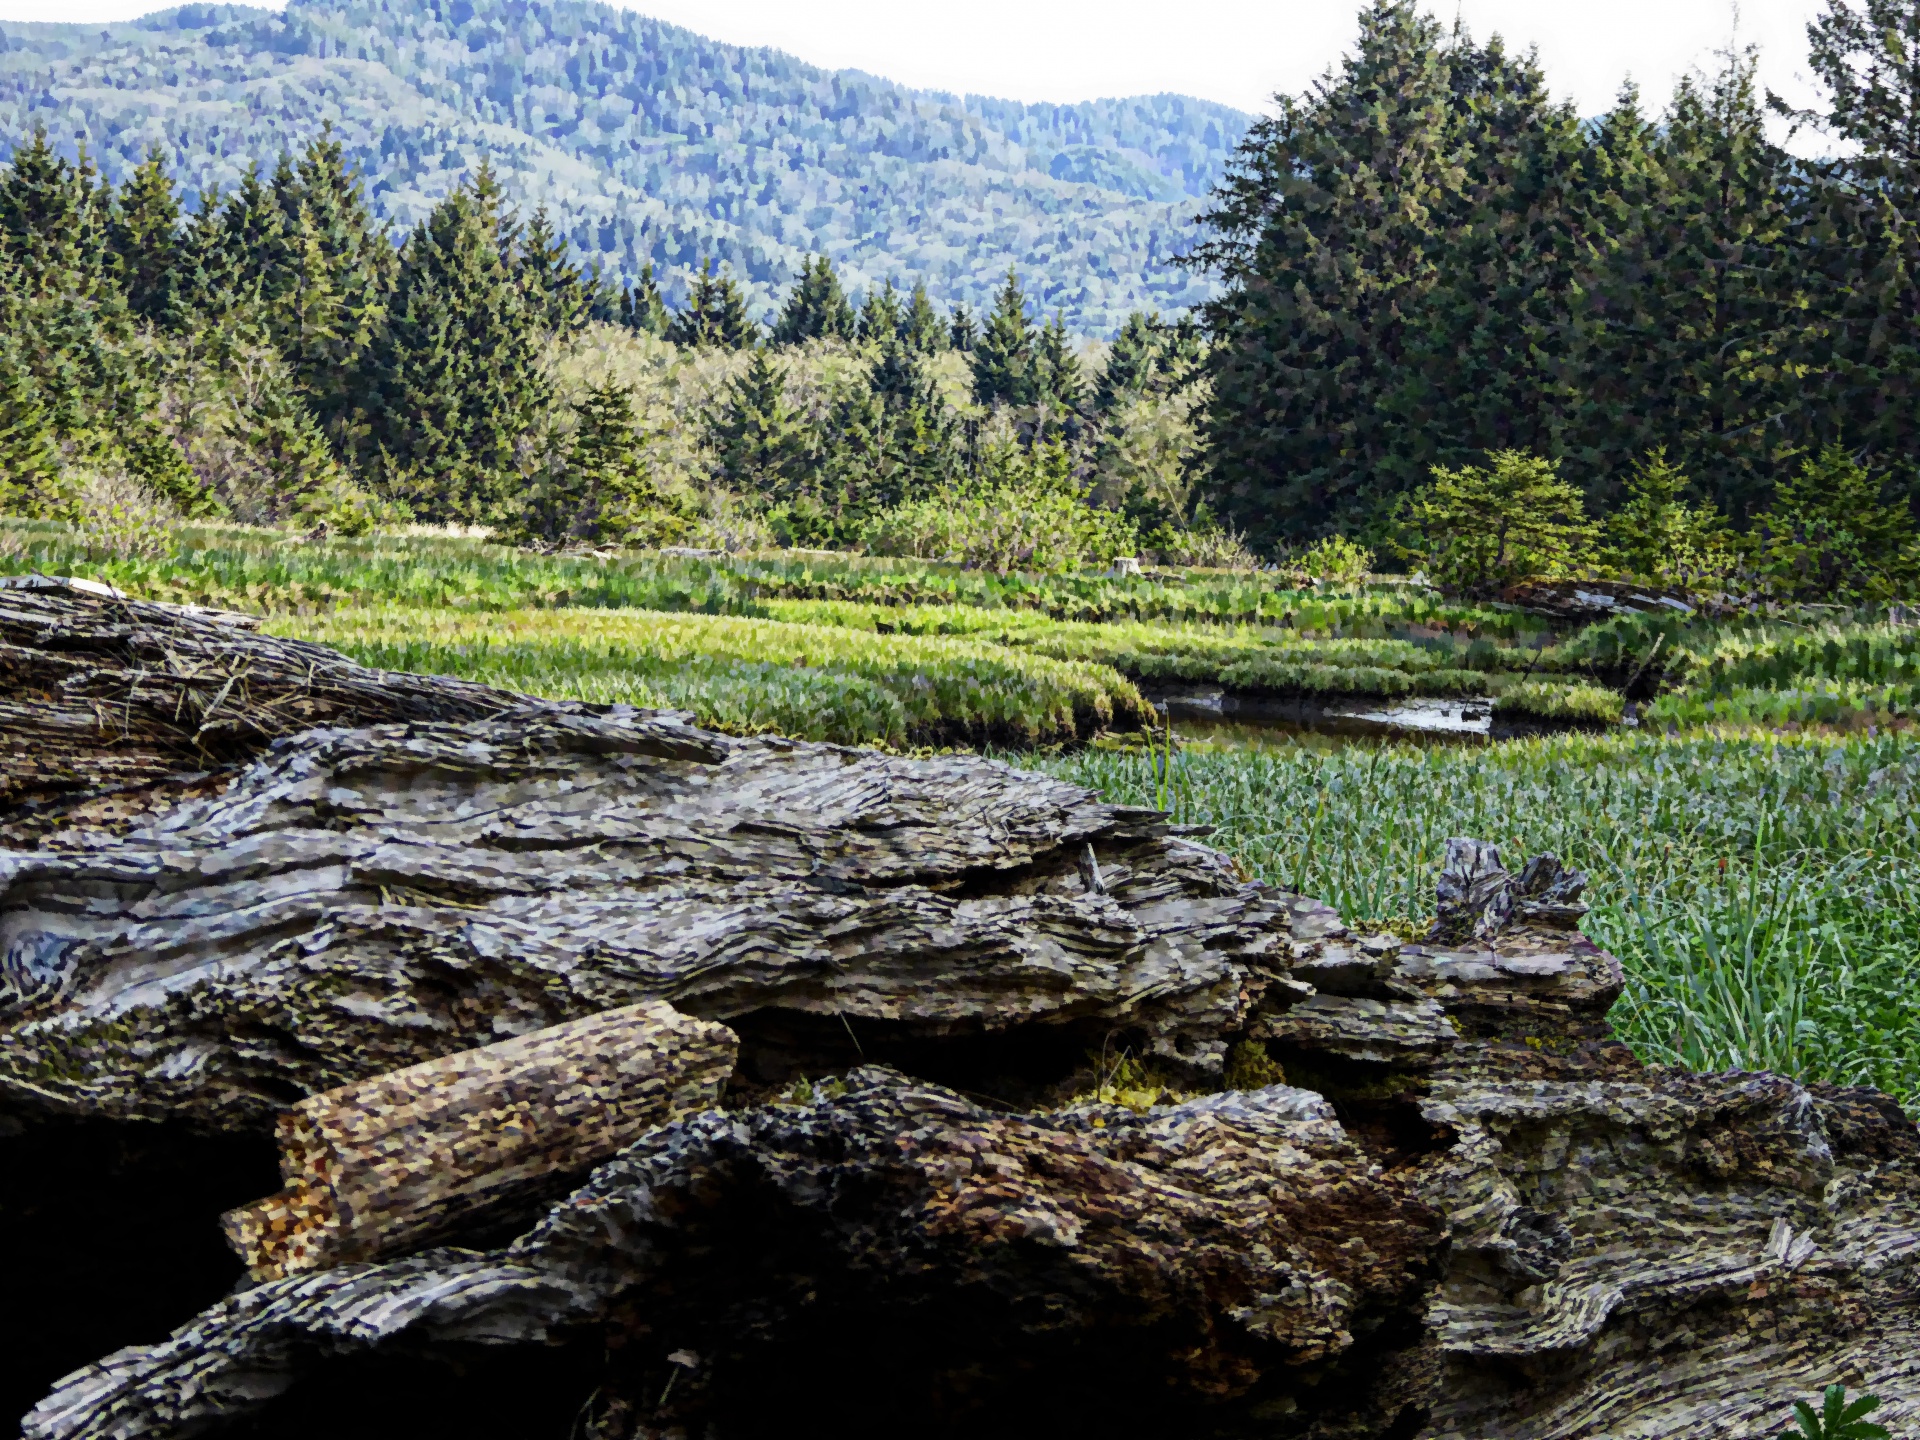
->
[0,0,1250,332]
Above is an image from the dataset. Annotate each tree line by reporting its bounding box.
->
[0,122,1215,566]
[1198,0,1920,594]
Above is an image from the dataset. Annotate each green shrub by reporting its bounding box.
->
[1395,450,1598,592]
[1492,679,1623,725]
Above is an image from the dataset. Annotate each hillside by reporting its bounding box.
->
[0,0,1250,331]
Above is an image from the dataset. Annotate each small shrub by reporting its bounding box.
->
[1778,1385,1888,1440]
[1395,450,1597,593]
[1602,449,1734,586]
[1297,534,1374,583]
[71,469,177,562]
[1492,679,1624,726]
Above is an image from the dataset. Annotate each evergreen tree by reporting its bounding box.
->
[856,278,904,344]
[972,269,1035,408]
[0,334,62,516]
[902,280,946,353]
[515,377,688,545]
[111,149,182,325]
[708,349,809,499]
[948,303,979,352]
[1033,314,1085,415]
[1397,451,1597,591]
[1095,312,1158,413]
[1751,444,1920,599]
[356,177,548,521]
[666,257,755,348]
[1601,450,1732,583]
[516,205,592,335]
[618,261,669,335]
[770,254,855,344]
[0,125,113,298]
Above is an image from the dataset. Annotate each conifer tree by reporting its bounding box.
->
[1751,444,1920,599]
[515,377,687,545]
[948,303,979,352]
[1601,450,1731,584]
[972,269,1035,408]
[516,205,591,335]
[0,335,62,516]
[902,280,946,353]
[618,261,669,334]
[855,278,903,345]
[770,254,855,344]
[1095,312,1158,413]
[1034,314,1085,414]
[0,125,112,298]
[665,257,755,348]
[356,177,548,521]
[708,349,809,498]
[111,149,182,325]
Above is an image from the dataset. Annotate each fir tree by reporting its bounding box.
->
[619,261,669,335]
[0,335,62,516]
[948,302,979,352]
[516,205,591,335]
[1751,444,1920,599]
[708,349,809,498]
[666,257,755,348]
[515,377,687,545]
[1034,314,1085,414]
[0,125,113,298]
[1095,312,1158,413]
[770,254,855,344]
[356,177,548,521]
[111,149,182,325]
[972,269,1035,408]
[856,278,903,344]
[1601,450,1731,583]
[1398,451,1597,591]
[901,280,946,353]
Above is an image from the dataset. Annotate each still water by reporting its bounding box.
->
[1146,689,1511,750]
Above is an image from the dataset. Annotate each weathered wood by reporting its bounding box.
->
[0,576,521,826]
[222,1000,738,1282]
[3,592,1918,1439]
[0,706,1284,1129]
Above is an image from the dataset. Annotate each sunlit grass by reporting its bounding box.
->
[272,606,1147,749]
[1031,731,1920,1104]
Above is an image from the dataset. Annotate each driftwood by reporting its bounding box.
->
[223,1001,739,1281]
[0,575,519,829]
[3,587,1919,1440]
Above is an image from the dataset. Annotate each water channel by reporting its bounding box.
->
[1145,688,1582,749]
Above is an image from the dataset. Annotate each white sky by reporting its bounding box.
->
[0,0,1836,123]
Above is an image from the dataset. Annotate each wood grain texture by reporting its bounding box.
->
[2,591,1916,1439]
[222,1000,738,1281]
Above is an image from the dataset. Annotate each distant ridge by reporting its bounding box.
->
[0,0,1253,331]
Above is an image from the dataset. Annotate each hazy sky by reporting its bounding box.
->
[0,0,1836,121]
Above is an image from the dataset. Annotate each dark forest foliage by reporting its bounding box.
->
[1197,0,1920,565]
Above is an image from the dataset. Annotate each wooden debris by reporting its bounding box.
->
[0,578,520,825]
[221,1001,738,1282]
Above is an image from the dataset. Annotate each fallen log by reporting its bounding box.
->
[222,1000,738,1281]
[0,575,521,830]
[2,588,1918,1440]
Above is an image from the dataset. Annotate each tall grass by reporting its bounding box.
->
[0,519,1531,631]
[1032,732,1920,1102]
[273,607,1146,749]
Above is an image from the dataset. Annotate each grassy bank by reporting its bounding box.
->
[275,607,1146,749]
[1032,732,1920,1104]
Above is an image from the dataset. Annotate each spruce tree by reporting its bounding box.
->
[1034,314,1085,414]
[855,278,903,345]
[515,377,686,546]
[708,350,809,499]
[948,303,979,352]
[1095,312,1158,413]
[902,280,946,353]
[770,254,855,344]
[619,261,669,334]
[0,334,62,516]
[516,205,591,335]
[111,149,182,325]
[665,257,755,348]
[972,269,1035,408]
[356,178,548,521]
